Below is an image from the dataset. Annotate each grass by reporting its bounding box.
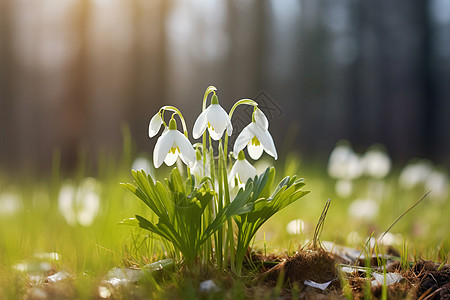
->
[0,145,449,299]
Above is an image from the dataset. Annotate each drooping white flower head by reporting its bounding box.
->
[148,111,164,138]
[193,93,232,140]
[233,108,277,160]
[191,148,210,179]
[153,118,195,168]
[229,151,257,187]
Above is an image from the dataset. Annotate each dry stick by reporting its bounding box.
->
[313,198,331,250]
[352,191,432,266]
[379,190,432,242]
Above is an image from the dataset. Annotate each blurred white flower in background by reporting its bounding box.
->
[58,177,101,227]
[377,232,403,247]
[131,155,154,179]
[425,169,449,201]
[0,189,23,216]
[398,159,433,189]
[328,141,364,197]
[286,219,305,235]
[348,198,379,220]
[399,159,448,202]
[346,231,361,245]
[335,179,353,198]
[362,145,391,179]
[328,141,364,180]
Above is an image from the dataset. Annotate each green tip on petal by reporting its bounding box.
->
[169,118,177,130]
[211,93,219,105]
[238,150,245,160]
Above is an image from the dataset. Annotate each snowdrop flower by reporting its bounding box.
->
[362,146,391,179]
[153,118,195,168]
[58,178,101,227]
[132,155,153,175]
[193,93,232,140]
[348,198,379,221]
[286,219,305,235]
[233,108,277,160]
[148,111,163,138]
[398,159,433,189]
[425,169,449,201]
[229,151,257,187]
[0,189,23,217]
[328,141,363,180]
[191,148,210,179]
[335,179,353,198]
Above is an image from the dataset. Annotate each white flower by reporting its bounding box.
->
[153,118,195,168]
[425,169,449,201]
[335,179,353,198]
[398,159,432,189]
[362,146,391,179]
[328,141,363,180]
[229,151,257,187]
[286,219,305,235]
[193,94,232,140]
[233,108,277,160]
[347,198,379,220]
[191,149,210,179]
[148,112,163,138]
[58,178,101,227]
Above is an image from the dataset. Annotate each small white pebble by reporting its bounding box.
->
[199,280,220,293]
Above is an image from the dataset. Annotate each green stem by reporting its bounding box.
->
[217,140,224,269]
[202,133,207,177]
[161,105,189,136]
[228,99,258,120]
[202,86,217,111]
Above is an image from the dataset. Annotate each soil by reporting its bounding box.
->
[249,249,450,299]
[253,250,342,298]
[17,249,450,299]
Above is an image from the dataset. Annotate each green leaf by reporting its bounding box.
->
[119,218,139,226]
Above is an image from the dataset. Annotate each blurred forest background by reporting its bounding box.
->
[0,0,449,173]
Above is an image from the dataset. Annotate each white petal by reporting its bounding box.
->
[254,108,268,131]
[253,125,278,160]
[247,141,264,160]
[233,124,254,157]
[173,131,195,168]
[193,108,209,139]
[207,126,224,140]
[153,130,175,168]
[207,104,229,138]
[228,163,238,184]
[148,113,163,138]
[164,150,179,166]
[235,159,257,183]
[226,116,233,136]
[191,160,203,178]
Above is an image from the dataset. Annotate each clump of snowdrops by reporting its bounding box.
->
[122,86,309,275]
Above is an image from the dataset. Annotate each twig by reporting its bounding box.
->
[379,190,431,242]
